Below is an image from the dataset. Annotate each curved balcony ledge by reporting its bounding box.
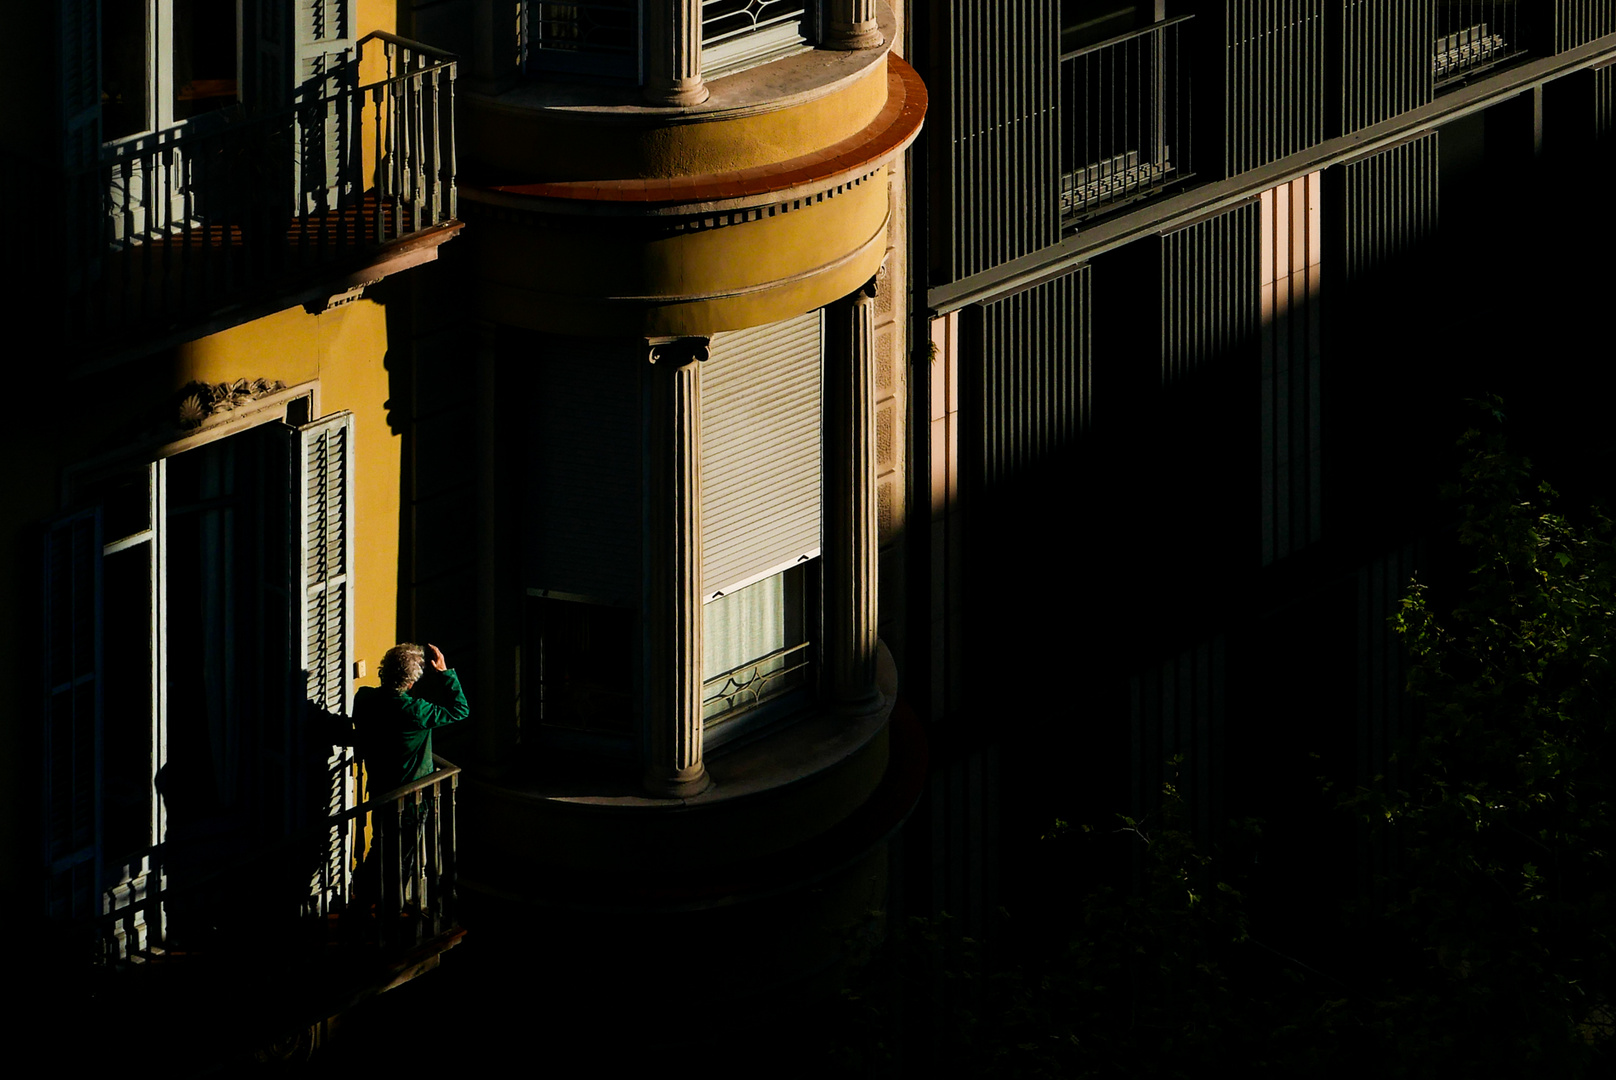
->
[457,642,901,883]
[464,55,926,220]
[462,6,903,184]
[460,56,922,336]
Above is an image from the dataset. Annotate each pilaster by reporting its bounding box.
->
[644,337,711,796]
[645,0,709,106]
[825,276,881,706]
[825,0,885,51]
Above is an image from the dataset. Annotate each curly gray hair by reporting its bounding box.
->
[379,643,426,692]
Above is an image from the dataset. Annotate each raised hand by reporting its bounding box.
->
[427,643,447,672]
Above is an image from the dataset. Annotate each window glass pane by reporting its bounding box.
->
[702,564,809,725]
[103,543,154,866]
[173,0,240,122]
[527,597,636,735]
[101,466,153,544]
[104,0,153,139]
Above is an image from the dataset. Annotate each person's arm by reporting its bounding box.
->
[404,644,470,728]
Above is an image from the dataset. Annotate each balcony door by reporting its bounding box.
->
[80,0,356,241]
[45,410,356,955]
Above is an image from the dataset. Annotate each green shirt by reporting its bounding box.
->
[353,668,470,796]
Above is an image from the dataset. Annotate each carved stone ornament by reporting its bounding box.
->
[176,378,287,430]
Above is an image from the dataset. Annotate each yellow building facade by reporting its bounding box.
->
[12,0,926,1055]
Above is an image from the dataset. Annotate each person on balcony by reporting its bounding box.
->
[354,642,469,797]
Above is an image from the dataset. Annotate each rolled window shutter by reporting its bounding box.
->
[701,310,824,600]
[43,508,103,921]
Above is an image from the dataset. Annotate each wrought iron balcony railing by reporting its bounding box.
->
[1434,1,1523,87]
[93,760,460,965]
[1060,15,1194,227]
[60,32,457,349]
[702,640,812,726]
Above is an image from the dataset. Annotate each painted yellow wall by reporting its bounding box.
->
[474,168,891,336]
[171,301,401,691]
[356,0,400,199]
[4,298,402,900]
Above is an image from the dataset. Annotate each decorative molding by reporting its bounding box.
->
[461,168,885,237]
[176,378,288,430]
[303,279,382,314]
[646,337,711,366]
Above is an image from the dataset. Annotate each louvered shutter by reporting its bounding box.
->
[292,0,357,213]
[292,412,356,911]
[43,509,103,921]
[701,310,824,600]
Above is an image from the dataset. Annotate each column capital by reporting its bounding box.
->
[647,335,711,367]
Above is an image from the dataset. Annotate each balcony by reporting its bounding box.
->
[69,762,462,1061]
[1434,1,1523,87]
[1061,15,1194,227]
[57,33,460,358]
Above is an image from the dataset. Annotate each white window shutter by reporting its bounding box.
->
[293,412,356,906]
[43,508,103,921]
[701,310,824,599]
[294,411,355,721]
[292,0,357,212]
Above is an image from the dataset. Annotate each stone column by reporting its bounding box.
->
[644,337,710,796]
[825,0,884,51]
[644,0,709,106]
[824,277,881,707]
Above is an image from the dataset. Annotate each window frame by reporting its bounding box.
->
[49,385,359,953]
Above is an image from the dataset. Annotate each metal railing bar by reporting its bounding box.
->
[1061,12,1194,62]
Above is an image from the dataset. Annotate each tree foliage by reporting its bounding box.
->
[832,404,1616,1075]
[1356,402,1616,1069]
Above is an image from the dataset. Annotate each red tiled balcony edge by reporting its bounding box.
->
[467,56,927,211]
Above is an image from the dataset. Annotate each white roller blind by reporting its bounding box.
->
[701,310,823,600]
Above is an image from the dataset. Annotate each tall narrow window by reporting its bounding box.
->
[46,406,355,954]
[701,310,824,738]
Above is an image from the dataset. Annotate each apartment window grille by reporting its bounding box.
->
[1433,1,1522,87]
[517,1,641,80]
[1060,15,1193,225]
[700,0,814,80]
